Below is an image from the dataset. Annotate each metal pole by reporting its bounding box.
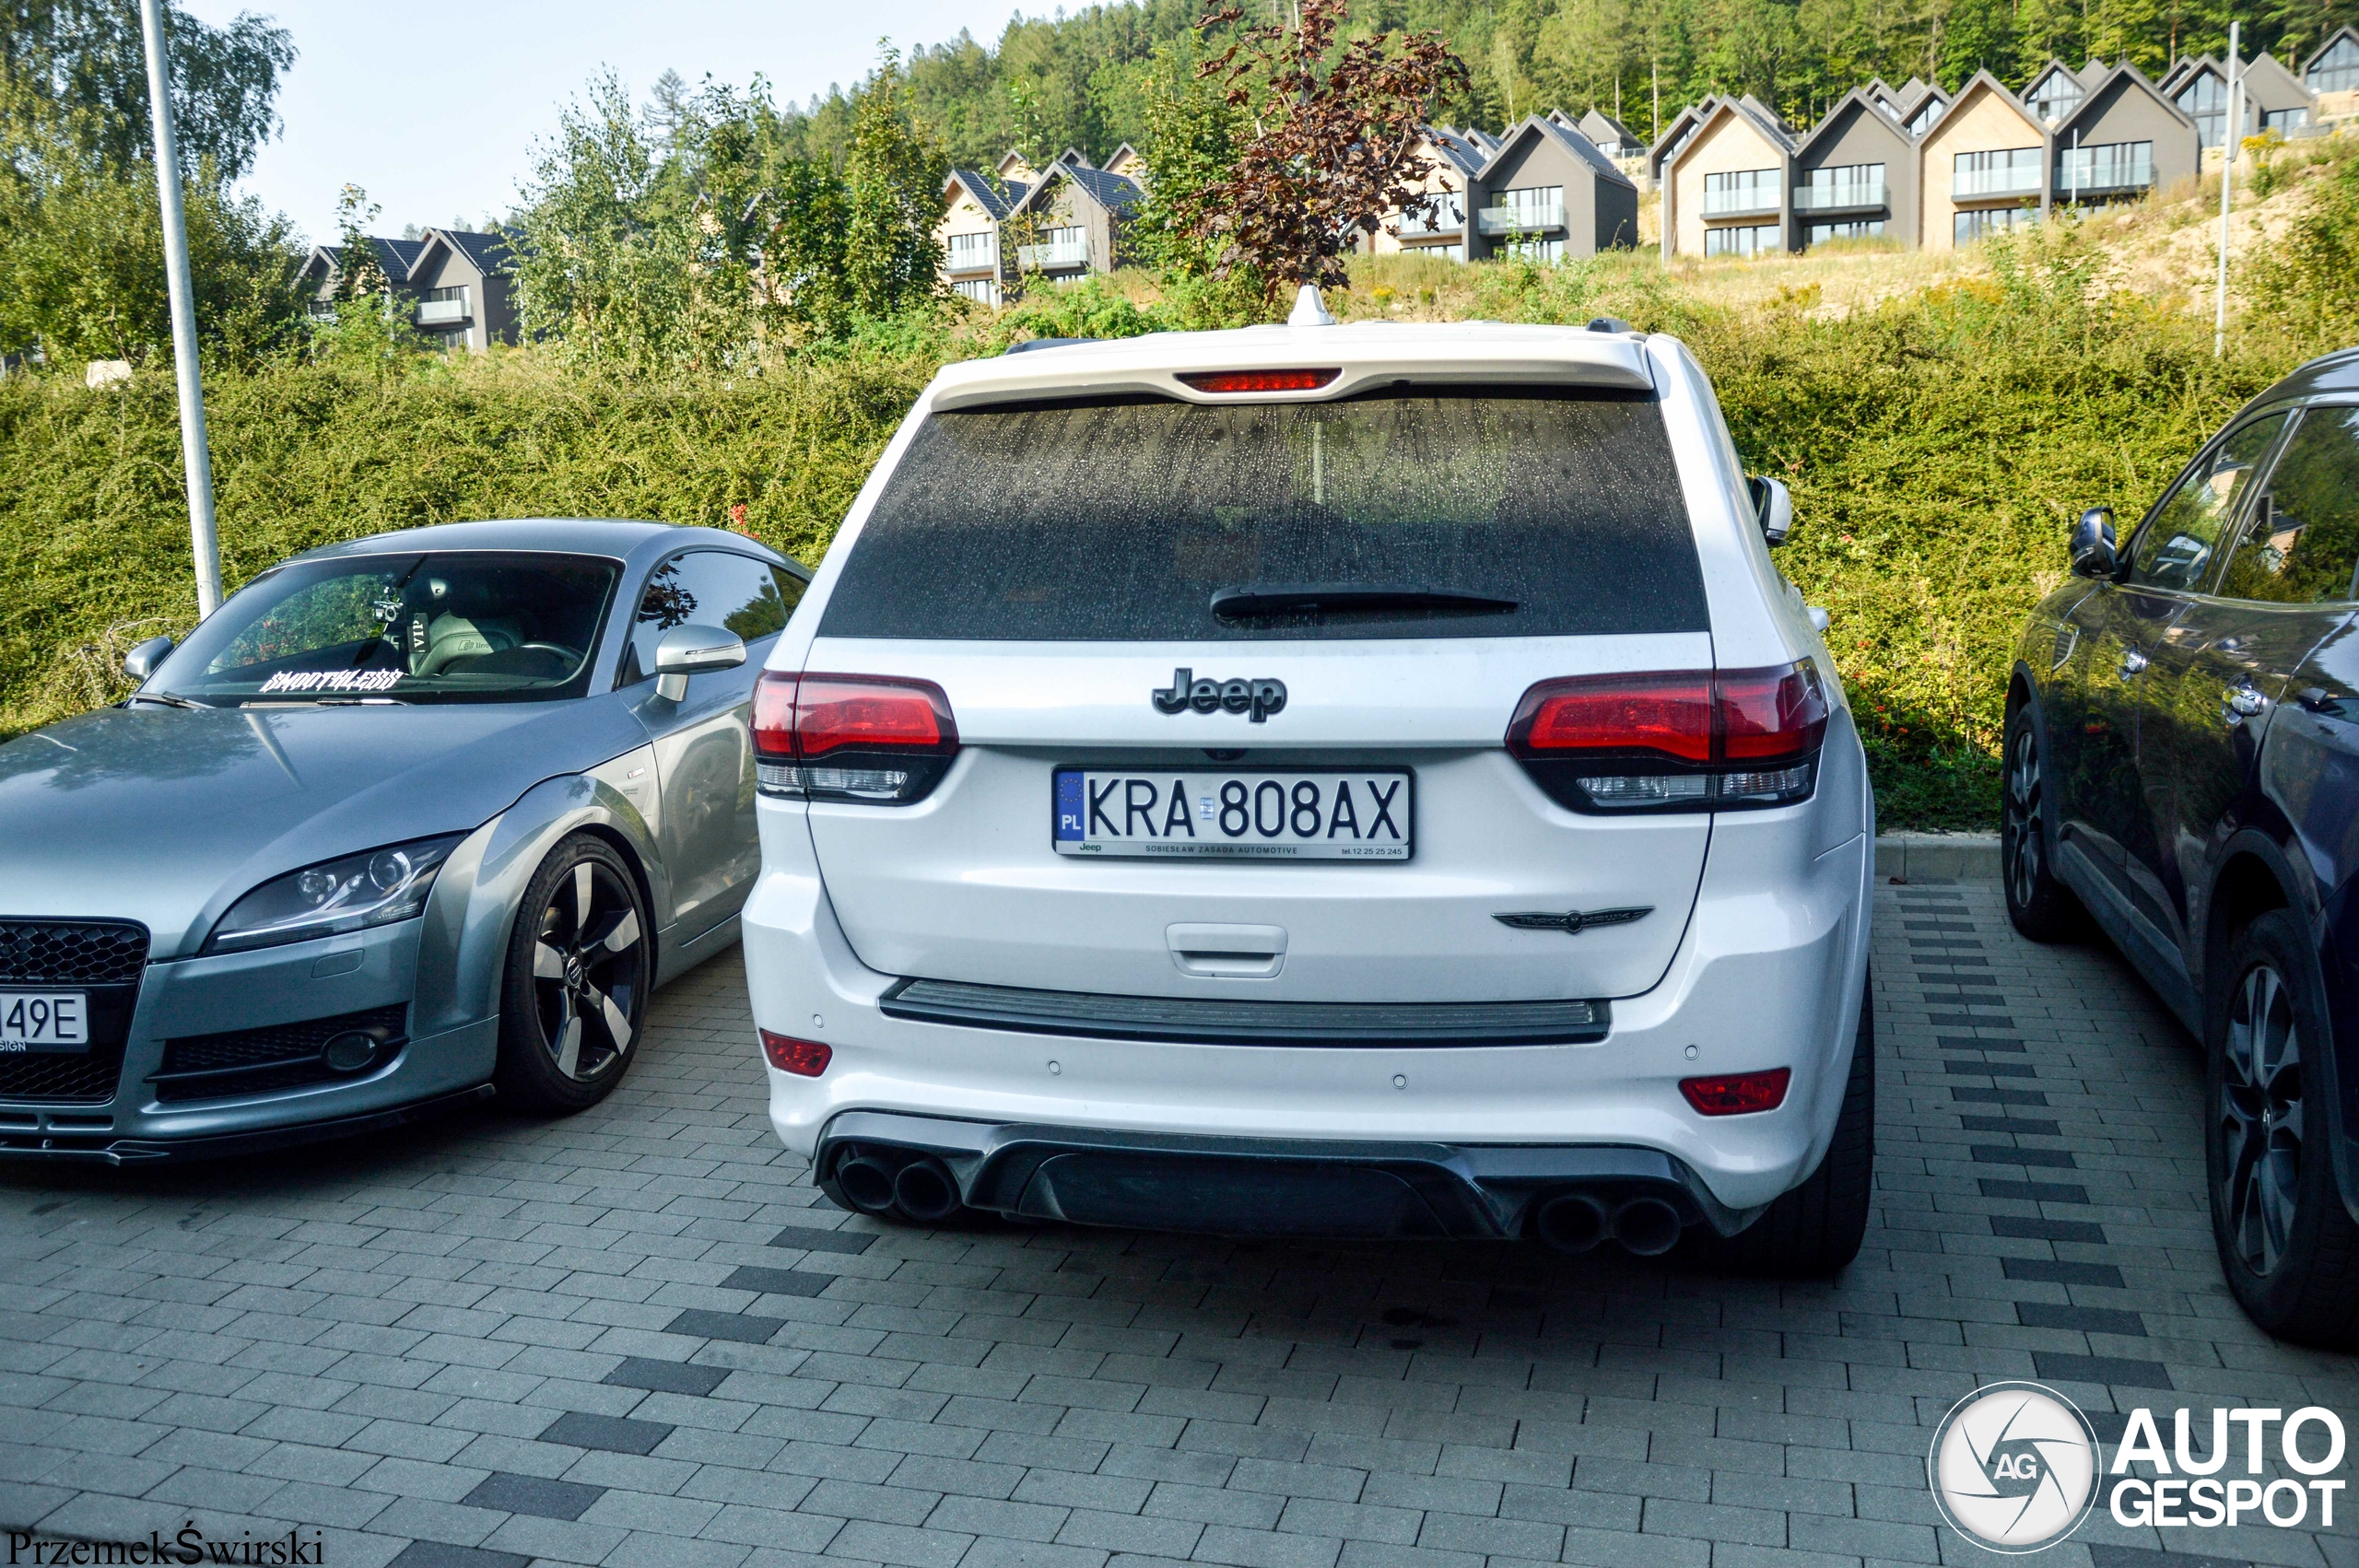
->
[136,0,223,618]
[2215,20,2240,359]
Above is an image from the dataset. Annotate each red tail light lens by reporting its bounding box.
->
[751,672,958,804]
[1177,369,1342,393]
[1505,661,1828,813]
[761,1030,832,1077]
[1680,1068,1790,1116]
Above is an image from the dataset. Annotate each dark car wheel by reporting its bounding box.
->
[494,834,651,1116]
[1689,979,1874,1277]
[2001,703,2083,942]
[2207,909,2359,1346]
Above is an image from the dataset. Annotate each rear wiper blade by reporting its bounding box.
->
[1211,582,1520,617]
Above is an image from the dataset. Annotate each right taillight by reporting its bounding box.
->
[752,671,959,804]
[1505,661,1828,813]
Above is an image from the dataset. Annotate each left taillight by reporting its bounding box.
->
[752,671,959,804]
[761,1030,832,1076]
[1505,661,1829,813]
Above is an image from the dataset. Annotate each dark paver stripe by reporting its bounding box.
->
[539,1410,676,1454]
[2087,1542,2244,1568]
[1980,1178,2091,1203]
[2033,1352,2175,1390]
[1946,1059,2039,1077]
[720,1264,837,1297]
[1991,1214,2107,1244]
[387,1545,533,1568]
[2003,1257,2125,1287]
[2019,1302,2146,1336]
[664,1307,785,1343]
[1952,1086,2049,1105]
[1959,1116,2063,1135]
[605,1356,730,1396]
[462,1471,609,1521]
[770,1223,878,1254]
[1930,1013,2019,1029]
[1905,920,1978,930]
[1939,1036,2028,1051]
[1972,1145,2077,1168]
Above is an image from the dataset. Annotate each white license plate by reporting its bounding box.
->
[0,991,88,1054]
[1053,769,1411,860]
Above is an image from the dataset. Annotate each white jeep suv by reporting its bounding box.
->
[740,318,1876,1273]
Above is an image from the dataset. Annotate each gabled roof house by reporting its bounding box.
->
[1791,87,1919,250]
[2306,26,2359,96]
[1366,125,1489,261]
[1919,70,2049,251]
[2051,63,2196,205]
[938,169,1028,305]
[1469,114,1641,261]
[1577,109,1644,160]
[1649,95,1721,186]
[1891,78,1951,135]
[299,228,517,351]
[1659,95,1794,259]
[1002,160,1144,285]
[2164,53,2314,145]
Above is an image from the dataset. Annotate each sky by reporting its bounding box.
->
[176,0,1022,246]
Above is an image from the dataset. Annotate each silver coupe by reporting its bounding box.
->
[0,520,806,1160]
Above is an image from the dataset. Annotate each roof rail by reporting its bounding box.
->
[1004,337,1100,355]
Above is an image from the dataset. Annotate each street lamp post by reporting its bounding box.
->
[135,0,225,618]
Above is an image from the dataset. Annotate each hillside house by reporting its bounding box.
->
[2051,63,2195,207]
[939,170,1027,305]
[299,229,517,351]
[1002,161,1144,286]
[1792,87,1919,249]
[1659,96,1795,259]
[1472,115,1641,260]
[1364,126,1489,262]
[1919,71,2048,250]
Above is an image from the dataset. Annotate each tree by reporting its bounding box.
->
[1131,35,1245,276]
[839,50,948,321]
[2,0,293,181]
[1192,0,1471,293]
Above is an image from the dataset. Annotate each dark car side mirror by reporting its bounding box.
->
[121,634,174,683]
[2069,508,2118,579]
[1747,475,1793,547]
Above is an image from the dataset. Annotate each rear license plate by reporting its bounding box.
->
[1053,769,1411,860]
[0,992,88,1054]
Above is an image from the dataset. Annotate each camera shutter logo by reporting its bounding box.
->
[1927,1381,2102,1552]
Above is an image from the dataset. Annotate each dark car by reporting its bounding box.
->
[2004,346,2359,1343]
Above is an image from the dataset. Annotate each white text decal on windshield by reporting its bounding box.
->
[258,670,405,695]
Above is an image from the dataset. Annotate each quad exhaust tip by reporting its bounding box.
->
[893,1157,963,1223]
[1535,1192,1684,1257]
[836,1154,899,1215]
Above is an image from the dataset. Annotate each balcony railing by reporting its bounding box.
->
[1700,185,1781,217]
[1016,238,1090,270]
[2058,146,2154,194]
[416,298,469,325]
[1397,194,1466,236]
[944,236,997,272]
[1953,164,2042,198]
[1792,178,1886,213]
[1477,201,1564,235]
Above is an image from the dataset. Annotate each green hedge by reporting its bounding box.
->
[0,246,2314,829]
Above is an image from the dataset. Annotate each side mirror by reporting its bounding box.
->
[121,634,174,684]
[651,624,745,702]
[2070,507,2118,578]
[1747,475,1793,547]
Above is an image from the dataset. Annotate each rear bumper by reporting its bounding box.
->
[816,1110,1755,1237]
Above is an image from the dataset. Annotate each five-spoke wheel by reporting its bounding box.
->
[496,834,651,1113]
[2000,703,2082,941]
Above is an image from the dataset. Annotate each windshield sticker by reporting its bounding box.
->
[258,669,405,695]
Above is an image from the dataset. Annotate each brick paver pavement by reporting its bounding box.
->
[1,879,2354,1567]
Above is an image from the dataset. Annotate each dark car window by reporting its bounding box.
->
[2126,413,2289,592]
[623,550,802,683]
[164,552,619,705]
[818,389,1705,641]
[2216,404,2359,603]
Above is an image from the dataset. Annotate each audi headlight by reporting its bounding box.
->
[205,834,465,954]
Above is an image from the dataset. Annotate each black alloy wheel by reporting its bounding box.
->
[2205,908,2359,1345]
[2001,704,2083,942]
[2220,958,2304,1278]
[495,835,650,1114]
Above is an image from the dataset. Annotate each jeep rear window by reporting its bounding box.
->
[818,388,1707,641]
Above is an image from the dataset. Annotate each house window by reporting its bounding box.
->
[2058,140,2154,196]
[2026,72,2084,123]
[1807,219,1885,245]
[945,231,996,271]
[1398,191,1465,237]
[1477,186,1565,236]
[952,277,1000,305]
[2310,34,2359,93]
[1953,147,2042,198]
[414,285,471,329]
[2265,106,2312,134]
[1015,226,1089,270]
[1500,238,1565,263]
[1701,169,1780,217]
[1954,205,2038,243]
[1703,223,1779,257]
[1906,99,1943,135]
[1794,163,1885,212]
[2176,73,2229,147]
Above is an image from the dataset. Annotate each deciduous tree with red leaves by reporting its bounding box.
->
[1192,0,1470,297]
